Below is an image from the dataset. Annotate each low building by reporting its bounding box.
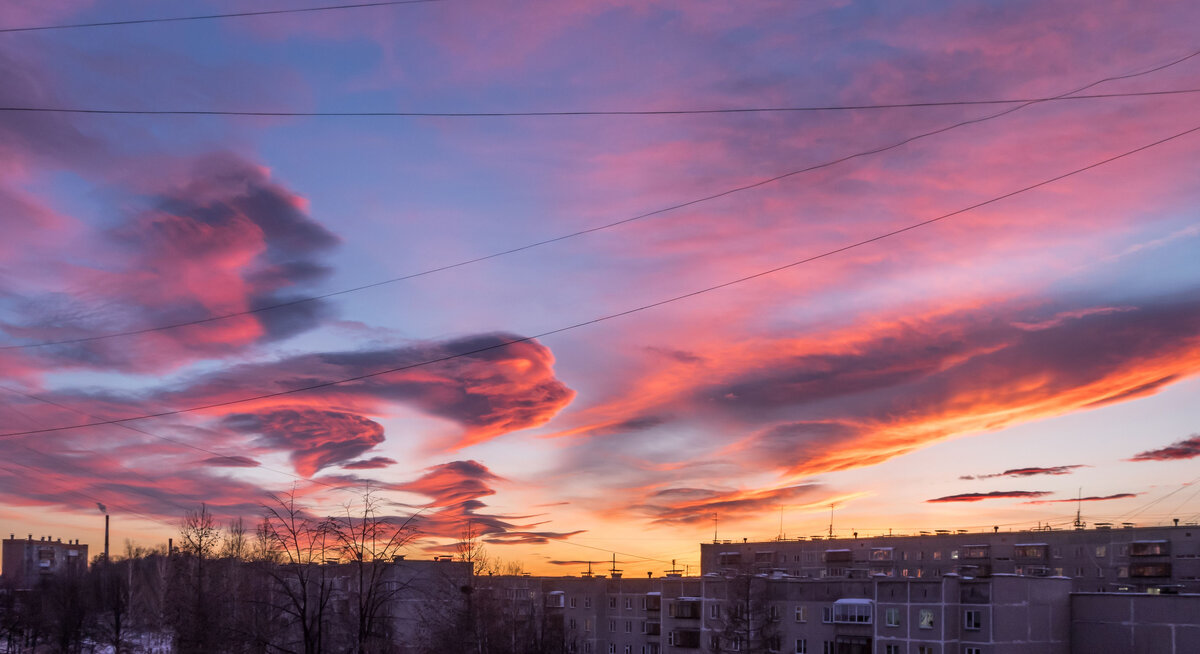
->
[1,534,89,590]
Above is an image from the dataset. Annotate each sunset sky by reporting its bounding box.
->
[1,0,1199,576]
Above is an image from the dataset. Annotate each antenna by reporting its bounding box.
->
[609,553,622,578]
[778,505,784,541]
[713,513,719,543]
[1074,488,1085,530]
[583,561,593,578]
[828,504,835,539]
[666,559,683,576]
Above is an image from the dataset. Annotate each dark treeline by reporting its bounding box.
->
[0,490,572,654]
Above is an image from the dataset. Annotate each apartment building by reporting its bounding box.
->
[700,524,1200,594]
[1,534,89,590]
[469,572,1075,654]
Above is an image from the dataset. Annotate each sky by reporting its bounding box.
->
[1,0,1199,577]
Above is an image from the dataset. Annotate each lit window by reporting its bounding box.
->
[919,609,934,629]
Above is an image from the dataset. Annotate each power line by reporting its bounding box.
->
[0,384,361,495]
[2,120,1196,439]
[8,46,1199,352]
[0,0,442,34]
[1,88,1197,118]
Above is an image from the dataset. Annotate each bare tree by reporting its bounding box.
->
[175,503,224,652]
[222,516,250,560]
[261,488,335,654]
[328,487,419,654]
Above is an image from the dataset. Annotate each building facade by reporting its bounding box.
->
[470,572,1073,654]
[1,534,89,590]
[700,525,1200,594]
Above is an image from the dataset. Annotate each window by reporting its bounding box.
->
[951,550,960,560]
[624,647,631,654]
[585,597,592,609]
[608,646,615,654]
[609,597,617,609]
[625,598,633,609]
[964,609,981,630]
[795,639,807,654]
[640,597,646,610]
[919,609,935,629]
[918,647,934,654]
[885,608,900,627]
[1095,545,1107,557]
[584,644,592,654]
[609,620,616,632]
[822,643,834,654]
[569,618,577,630]
[822,606,833,623]
[585,619,592,632]
[571,597,577,608]
[965,648,982,654]
[625,621,632,634]
[832,601,872,624]
[885,647,900,654]
[933,551,942,560]
[795,605,807,622]
[710,604,719,619]
[769,605,780,621]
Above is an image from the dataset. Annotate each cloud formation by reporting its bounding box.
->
[393,461,581,543]
[1024,493,1139,505]
[926,491,1051,503]
[959,465,1087,480]
[224,408,386,477]
[1129,434,1200,462]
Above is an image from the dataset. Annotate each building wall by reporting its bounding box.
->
[461,573,1073,654]
[701,525,1200,594]
[1070,593,1200,654]
[1,535,89,590]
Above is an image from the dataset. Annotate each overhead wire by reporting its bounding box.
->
[0,384,363,496]
[1,88,1197,118]
[6,45,1200,352]
[0,0,443,34]
[1,119,1197,440]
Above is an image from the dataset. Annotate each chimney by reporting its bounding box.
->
[1174,518,1180,527]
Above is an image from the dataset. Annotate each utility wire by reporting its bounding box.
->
[0,0,442,34]
[1,88,1197,118]
[8,46,1199,352]
[0,384,362,496]
[2,120,1196,439]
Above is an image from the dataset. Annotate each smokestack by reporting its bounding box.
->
[104,514,110,563]
[168,538,173,556]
